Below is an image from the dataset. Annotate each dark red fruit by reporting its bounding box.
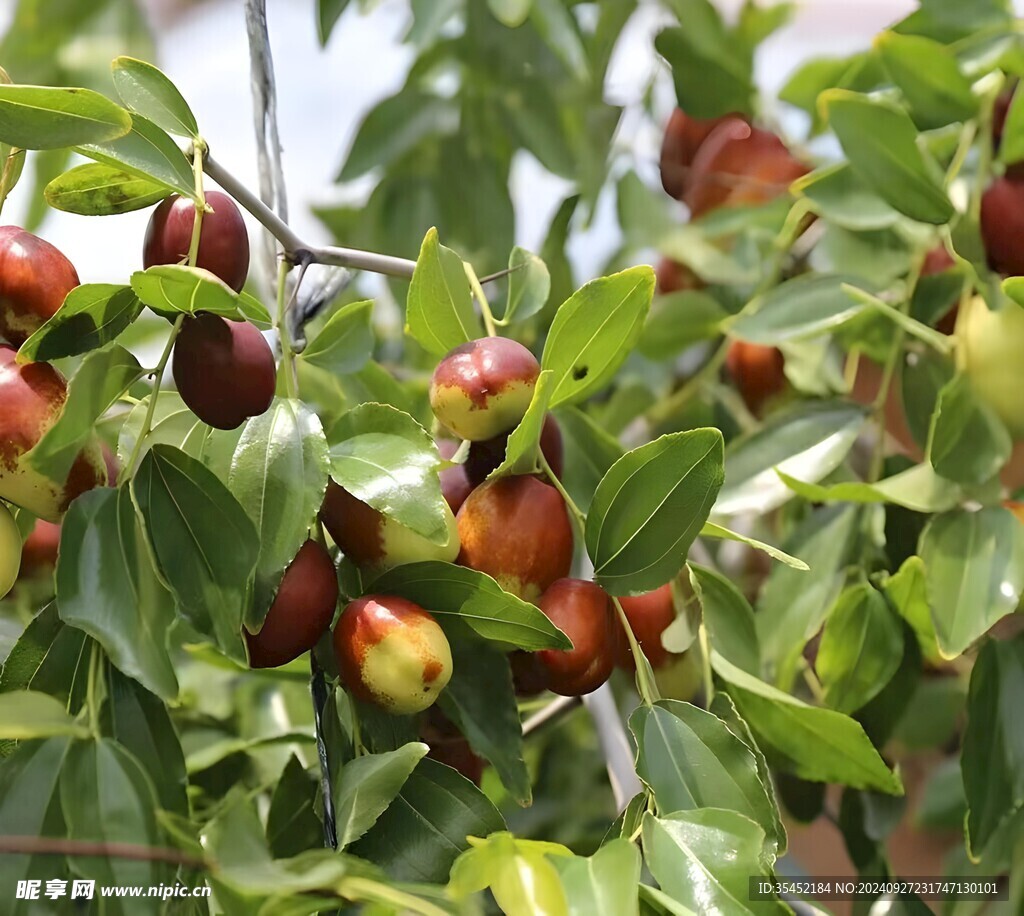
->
[464,414,564,487]
[0,227,80,347]
[725,341,787,416]
[655,258,702,295]
[536,578,616,696]
[171,313,276,430]
[421,707,484,785]
[509,650,548,696]
[659,109,743,200]
[19,519,61,579]
[246,540,339,669]
[143,190,250,292]
[456,475,573,602]
[981,178,1024,276]
[614,584,676,670]
[437,440,474,514]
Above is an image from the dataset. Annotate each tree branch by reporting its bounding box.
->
[0,836,205,870]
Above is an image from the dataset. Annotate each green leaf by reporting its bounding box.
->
[60,739,166,912]
[439,641,531,805]
[792,163,900,230]
[642,810,787,914]
[56,487,179,700]
[131,264,247,319]
[756,506,861,689]
[267,756,321,858]
[816,583,904,714]
[352,756,505,882]
[962,636,1024,858]
[556,406,624,514]
[928,374,1011,485]
[699,523,808,571]
[716,402,867,516]
[0,691,87,740]
[111,56,199,138]
[586,429,724,595]
[367,561,571,650]
[875,32,977,130]
[542,266,654,408]
[228,399,330,626]
[329,405,449,545]
[488,0,532,27]
[299,299,374,375]
[688,565,760,676]
[77,112,196,200]
[340,89,457,181]
[639,290,729,361]
[44,162,169,215]
[713,652,903,794]
[405,227,482,356]
[0,85,131,149]
[19,284,144,361]
[334,742,428,848]
[317,0,353,44]
[630,700,785,855]
[487,371,554,479]
[27,344,144,483]
[919,507,1024,658]
[730,274,866,345]
[132,444,260,662]
[501,246,551,324]
[823,89,954,225]
[116,391,213,470]
[881,556,941,665]
[1000,85,1024,167]
[553,839,641,916]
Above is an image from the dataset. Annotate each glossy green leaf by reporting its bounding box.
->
[131,264,247,319]
[756,505,860,689]
[882,556,941,664]
[334,742,428,848]
[56,487,178,699]
[730,274,866,344]
[817,584,904,714]
[713,653,903,794]
[642,810,786,915]
[44,162,168,215]
[542,266,654,408]
[27,344,143,483]
[0,691,87,740]
[0,85,131,149]
[688,565,760,676]
[132,444,259,662]
[60,739,165,913]
[700,523,808,571]
[715,402,867,516]
[553,839,640,916]
[919,507,1024,658]
[405,227,482,356]
[823,89,954,225]
[440,641,531,805]
[229,399,330,626]
[777,462,963,513]
[329,405,449,546]
[630,700,785,855]
[0,604,88,711]
[19,284,144,362]
[962,636,1024,858]
[367,561,571,650]
[792,163,901,230]
[586,429,724,595]
[501,246,551,323]
[111,56,198,138]
[928,374,1011,485]
[77,112,196,200]
[299,299,374,375]
[876,32,977,130]
[352,757,505,882]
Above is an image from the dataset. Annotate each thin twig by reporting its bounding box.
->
[310,652,339,851]
[581,684,643,812]
[0,837,206,870]
[522,695,579,734]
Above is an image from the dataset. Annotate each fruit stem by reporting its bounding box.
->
[187,138,209,269]
[309,651,339,850]
[697,622,714,705]
[466,264,498,337]
[538,450,586,531]
[276,258,299,398]
[119,314,186,485]
[349,692,365,757]
[611,596,660,707]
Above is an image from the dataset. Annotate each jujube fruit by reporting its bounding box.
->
[725,340,787,415]
[246,540,339,669]
[655,258,702,295]
[319,480,459,577]
[171,313,276,430]
[456,475,573,602]
[0,503,20,599]
[429,337,540,441]
[614,584,677,670]
[420,707,484,785]
[333,594,453,715]
[957,294,1024,438]
[509,649,549,696]
[464,414,564,487]
[0,345,107,522]
[19,519,61,580]
[0,227,80,347]
[437,440,474,514]
[536,578,616,696]
[659,109,742,200]
[143,190,250,292]
[981,178,1024,276]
